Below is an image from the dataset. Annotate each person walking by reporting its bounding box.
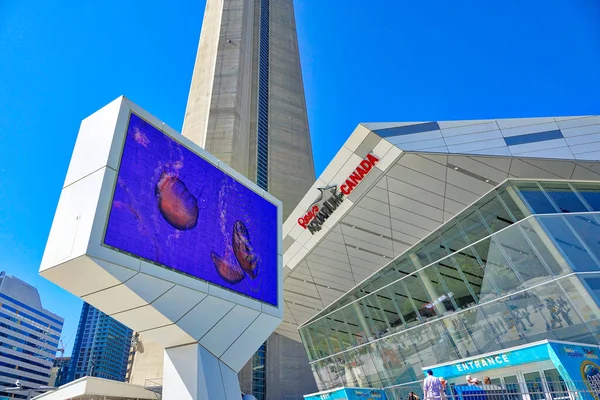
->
[423,370,444,400]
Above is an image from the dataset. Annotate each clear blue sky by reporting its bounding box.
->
[1,0,599,356]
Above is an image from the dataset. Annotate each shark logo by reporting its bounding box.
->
[298,185,345,234]
[297,153,380,235]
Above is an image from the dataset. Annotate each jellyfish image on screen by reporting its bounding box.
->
[211,251,246,284]
[104,112,279,306]
[155,171,199,231]
[212,220,260,284]
[233,221,258,278]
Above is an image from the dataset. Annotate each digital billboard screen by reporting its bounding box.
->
[104,113,278,306]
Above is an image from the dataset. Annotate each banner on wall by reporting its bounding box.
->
[548,342,600,400]
[304,387,387,400]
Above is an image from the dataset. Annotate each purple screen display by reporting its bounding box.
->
[104,113,278,306]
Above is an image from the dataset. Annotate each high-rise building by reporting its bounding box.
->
[67,303,132,383]
[129,0,318,398]
[0,272,64,398]
[48,357,70,387]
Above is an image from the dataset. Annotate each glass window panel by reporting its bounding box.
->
[324,354,346,388]
[493,224,553,287]
[328,315,355,351]
[299,329,318,361]
[423,234,450,264]
[312,319,333,357]
[562,276,600,343]
[410,246,431,269]
[479,300,527,349]
[572,182,600,211]
[325,317,344,354]
[483,238,524,296]
[440,221,469,253]
[540,181,588,213]
[477,193,514,234]
[411,323,436,367]
[451,249,490,301]
[539,216,600,272]
[523,371,545,400]
[457,209,491,245]
[375,292,404,335]
[405,274,436,320]
[503,291,556,342]
[379,336,411,387]
[513,181,558,214]
[362,296,390,338]
[519,218,571,277]
[421,266,457,315]
[529,280,594,344]
[424,320,460,364]
[346,347,378,387]
[367,342,395,387]
[436,259,477,310]
[565,214,600,266]
[543,368,569,399]
[393,331,422,382]
[387,282,421,329]
[340,306,365,345]
[442,314,479,359]
[498,186,529,221]
[458,307,506,353]
[354,301,379,340]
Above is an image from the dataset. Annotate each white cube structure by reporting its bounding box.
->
[40,96,284,400]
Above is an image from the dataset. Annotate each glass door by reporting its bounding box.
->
[523,371,545,400]
[503,375,522,399]
[542,369,570,400]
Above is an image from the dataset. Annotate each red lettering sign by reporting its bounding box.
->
[297,153,380,228]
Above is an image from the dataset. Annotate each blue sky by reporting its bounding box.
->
[0,0,599,356]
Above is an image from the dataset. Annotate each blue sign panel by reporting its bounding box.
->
[548,342,600,399]
[304,388,386,400]
[426,343,551,379]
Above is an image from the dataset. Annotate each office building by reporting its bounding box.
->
[0,272,64,398]
[129,0,317,398]
[48,357,70,387]
[278,116,600,395]
[67,303,133,383]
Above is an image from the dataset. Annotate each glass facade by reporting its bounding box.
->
[299,179,600,391]
[67,303,133,383]
[252,342,267,400]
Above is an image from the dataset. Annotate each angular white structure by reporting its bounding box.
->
[40,96,283,400]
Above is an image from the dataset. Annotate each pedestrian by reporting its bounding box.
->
[466,375,480,385]
[408,391,421,400]
[423,370,444,400]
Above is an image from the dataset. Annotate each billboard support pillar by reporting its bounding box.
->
[163,343,241,400]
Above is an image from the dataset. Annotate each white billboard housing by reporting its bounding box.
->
[40,96,284,400]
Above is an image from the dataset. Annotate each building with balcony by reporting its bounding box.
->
[67,303,132,383]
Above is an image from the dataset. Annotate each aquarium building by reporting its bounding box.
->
[280,116,600,395]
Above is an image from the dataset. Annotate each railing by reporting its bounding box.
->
[144,378,163,394]
[384,380,599,400]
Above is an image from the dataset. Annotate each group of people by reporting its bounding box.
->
[409,370,498,400]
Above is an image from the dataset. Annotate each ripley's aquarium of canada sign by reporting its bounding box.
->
[298,153,379,234]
